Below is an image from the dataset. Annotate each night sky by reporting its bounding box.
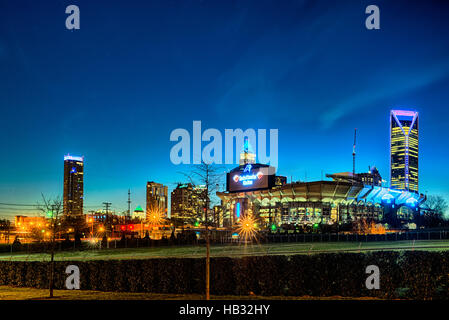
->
[1,0,449,217]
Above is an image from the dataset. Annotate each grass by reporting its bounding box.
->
[1,240,449,261]
[0,286,381,300]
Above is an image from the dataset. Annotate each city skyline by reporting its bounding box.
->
[0,107,432,219]
[1,0,449,218]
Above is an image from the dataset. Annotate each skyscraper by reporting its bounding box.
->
[146,181,168,220]
[170,183,206,224]
[239,137,256,165]
[390,110,419,192]
[63,155,84,216]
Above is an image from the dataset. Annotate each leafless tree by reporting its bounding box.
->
[420,195,449,227]
[183,162,224,300]
[36,194,63,298]
[425,195,448,217]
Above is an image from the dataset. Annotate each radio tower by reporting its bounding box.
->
[352,128,357,177]
[127,189,131,223]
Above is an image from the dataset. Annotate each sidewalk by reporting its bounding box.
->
[0,286,380,300]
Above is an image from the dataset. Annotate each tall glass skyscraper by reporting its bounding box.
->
[63,155,84,216]
[146,181,168,220]
[390,110,419,192]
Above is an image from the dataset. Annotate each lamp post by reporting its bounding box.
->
[87,216,94,238]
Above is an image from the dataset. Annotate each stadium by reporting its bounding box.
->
[217,163,426,230]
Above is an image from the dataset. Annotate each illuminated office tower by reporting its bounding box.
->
[239,137,256,165]
[146,181,168,220]
[170,183,206,224]
[390,110,419,192]
[63,155,84,216]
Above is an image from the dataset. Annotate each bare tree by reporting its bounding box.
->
[425,195,448,216]
[184,162,224,300]
[36,194,63,298]
[422,195,449,227]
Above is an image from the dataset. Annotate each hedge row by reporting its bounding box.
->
[1,251,448,299]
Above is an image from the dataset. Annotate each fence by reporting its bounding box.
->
[2,230,449,254]
[263,230,449,243]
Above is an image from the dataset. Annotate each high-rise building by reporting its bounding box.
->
[170,183,206,224]
[63,155,84,216]
[239,137,256,165]
[146,182,168,220]
[390,110,419,192]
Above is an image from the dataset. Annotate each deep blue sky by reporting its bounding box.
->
[1,0,449,217]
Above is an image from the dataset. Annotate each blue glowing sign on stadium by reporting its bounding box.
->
[236,202,241,218]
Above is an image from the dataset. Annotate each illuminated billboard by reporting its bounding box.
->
[227,163,276,192]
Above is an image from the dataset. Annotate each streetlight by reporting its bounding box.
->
[88,217,94,236]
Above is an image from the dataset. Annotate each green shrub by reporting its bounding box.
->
[1,251,449,299]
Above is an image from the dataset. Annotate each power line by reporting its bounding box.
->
[0,207,40,211]
[0,200,127,208]
[0,202,37,207]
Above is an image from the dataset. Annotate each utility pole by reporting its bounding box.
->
[103,202,112,237]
